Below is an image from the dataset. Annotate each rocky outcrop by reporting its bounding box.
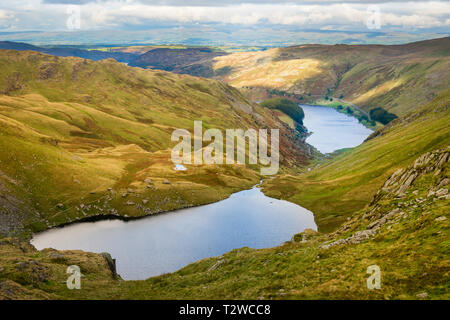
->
[372,147,449,202]
[321,146,449,250]
[208,259,225,271]
[320,229,376,249]
[0,175,27,237]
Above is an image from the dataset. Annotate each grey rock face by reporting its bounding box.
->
[100,252,118,279]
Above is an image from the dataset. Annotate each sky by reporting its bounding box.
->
[0,1,448,45]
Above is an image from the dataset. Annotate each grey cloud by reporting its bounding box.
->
[42,0,432,5]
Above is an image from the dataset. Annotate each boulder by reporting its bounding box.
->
[438,178,450,188]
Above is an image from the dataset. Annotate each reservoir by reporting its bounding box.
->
[32,186,316,280]
[301,104,373,154]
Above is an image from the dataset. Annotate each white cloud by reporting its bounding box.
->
[0,10,13,20]
[0,1,449,31]
[77,2,450,29]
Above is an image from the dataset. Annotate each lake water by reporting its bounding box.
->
[32,187,316,280]
[301,105,373,153]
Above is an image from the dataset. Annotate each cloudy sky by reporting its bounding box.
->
[0,1,448,45]
[0,0,448,31]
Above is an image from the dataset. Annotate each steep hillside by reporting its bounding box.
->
[0,49,311,238]
[212,37,450,116]
[263,90,450,232]
[260,98,306,132]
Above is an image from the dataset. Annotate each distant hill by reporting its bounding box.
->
[0,42,230,78]
[129,47,228,77]
[212,37,450,117]
[90,38,450,118]
[0,41,138,63]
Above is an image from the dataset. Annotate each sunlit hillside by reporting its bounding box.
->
[212,38,450,116]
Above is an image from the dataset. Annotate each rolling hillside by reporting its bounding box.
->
[0,49,311,238]
[5,39,448,119]
[0,40,448,301]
